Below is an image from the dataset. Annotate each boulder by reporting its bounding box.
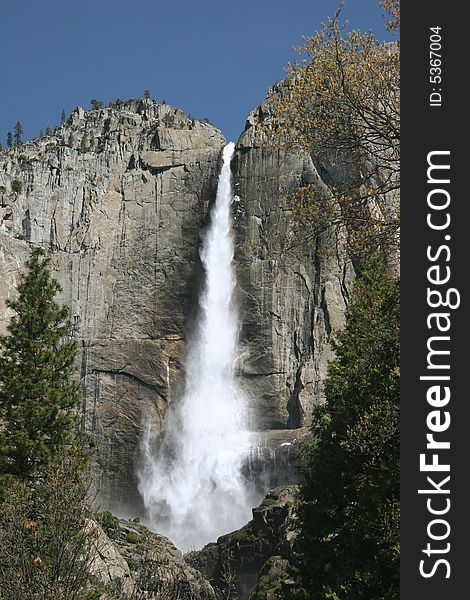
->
[92,515,217,599]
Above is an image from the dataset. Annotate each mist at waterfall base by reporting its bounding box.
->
[138,143,261,551]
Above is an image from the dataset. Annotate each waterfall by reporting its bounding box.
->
[138,142,255,550]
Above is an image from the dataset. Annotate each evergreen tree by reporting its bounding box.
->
[6,131,13,148]
[14,121,24,146]
[39,128,44,139]
[45,123,52,136]
[0,142,3,152]
[293,254,399,600]
[162,113,175,127]
[68,133,74,147]
[11,179,22,194]
[90,99,103,110]
[143,89,151,99]
[0,248,83,485]
[61,109,66,124]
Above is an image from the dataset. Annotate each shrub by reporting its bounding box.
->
[97,511,119,533]
[11,179,22,194]
[0,453,97,600]
[90,99,104,111]
[126,532,140,544]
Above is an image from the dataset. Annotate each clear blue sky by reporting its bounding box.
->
[1,0,392,145]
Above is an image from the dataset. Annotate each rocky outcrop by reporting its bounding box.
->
[187,485,298,600]
[244,428,310,498]
[91,515,216,599]
[0,99,225,511]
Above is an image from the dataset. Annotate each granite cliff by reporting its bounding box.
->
[0,99,224,511]
[233,89,354,433]
[0,93,353,513]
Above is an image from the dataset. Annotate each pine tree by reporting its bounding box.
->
[0,248,83,485]
[6,131,13,148]
[143,89,151,99]
[0,142,3,152]
[293,254,399,600]
[45,123,52,136]
[90,99,103,110]
[14,121,23,146]
[61,110,66,124]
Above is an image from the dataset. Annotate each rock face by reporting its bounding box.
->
[0,89,355,513]
[187,485,298,600]
[0,99,225,511]
[233,89,354,433]
[91,515,217,599]
[244,428,310,499]
[91,493,297,600]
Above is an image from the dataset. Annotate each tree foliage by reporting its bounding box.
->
[11,179,22,194]
[292,254,400,599]
[0,452,97,600]
[273,1,400,256]
[0,248,83,485]
[380,0,400,31]
[90,99,104,110]
[0,248,98,598]
[14,121,24,146]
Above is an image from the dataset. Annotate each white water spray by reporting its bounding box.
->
[138,142,254,550]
